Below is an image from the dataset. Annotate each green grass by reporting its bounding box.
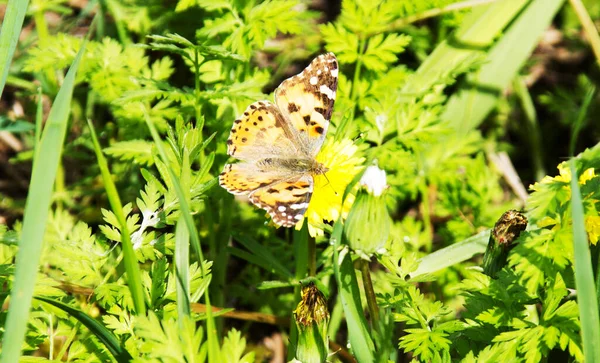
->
[1,36,87,363]
[2,1,600,362]
[0,0,30,99]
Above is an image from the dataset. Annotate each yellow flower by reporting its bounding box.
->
[585,216,600,245]
[553,163,595,185]
[554,163,571,183]
[579,167,596,184]
[299,138,364,237]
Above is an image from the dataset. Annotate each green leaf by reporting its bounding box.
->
[33,296,132,362]
[0,117,35,133]
[227,233,293,279]
[175,216,191,320]
[0,0,30,98]
[362,33,411,72]
[569,94,600,361]
[104,140,155,166]
[1,34,88,363]
[331,220,375,362]
[410,229,489,278]
[441,0,566,133]
[221,329,255,363]
[321,23,359,64]
[88,119,147,315]
[143,108,220,362]
[401,0,528,98]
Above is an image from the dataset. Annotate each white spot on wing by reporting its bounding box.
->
[278,206,286,212]
[330,68,338,77]
[320,85,335,99]
[290,202,309,210]
[310,76,318,85]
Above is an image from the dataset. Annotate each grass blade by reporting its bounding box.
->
[513,76,546,181]
[230,233,293,279]
[410,229,489,278]
[442,0,566,133]
[87,120,147,315]
[569,160,600,362]
[34,296,132,362]
[568,0,600,66]
[143,110,220,362]
[175,216,191,320]
[0,0,30,99]
[0,39,87,363]
[400,0,528,98]
[569,86,600,362]
[331,220,375,362]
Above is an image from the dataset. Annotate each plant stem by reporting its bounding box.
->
[308,235,316,276]
[386,0,499,32]
[569,0,600,67]
[288,224,309,361]
[419,182,433,251]
[359,259,380,329]
[513,77,545,181]
[194,48,204,133]
[350,38,365,104]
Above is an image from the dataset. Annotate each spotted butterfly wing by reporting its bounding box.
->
[219,53,338,227]
[275,53,338,156]
[249,176,313,227]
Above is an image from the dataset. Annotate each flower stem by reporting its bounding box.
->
[419,182,433,251]
[359,259,380,329]
[308,236,316,276]
[350,38,365,103]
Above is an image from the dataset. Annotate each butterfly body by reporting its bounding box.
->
[255,157,328,175]
[219,53,338,227]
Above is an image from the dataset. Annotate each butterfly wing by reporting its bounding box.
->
[220,53,338,227]
[249,175,313,227]
[275,52,338,156]
[225,100,299,161]
[219,162,289,195]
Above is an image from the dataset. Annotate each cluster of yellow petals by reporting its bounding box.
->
[536,163,599,245]
[299,138,364,237]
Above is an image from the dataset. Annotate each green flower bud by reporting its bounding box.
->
[293,283,329,363]
[344,164,391,257]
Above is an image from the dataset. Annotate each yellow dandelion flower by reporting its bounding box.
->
[298,138,364,237]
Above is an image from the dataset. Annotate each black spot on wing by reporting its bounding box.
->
[288,103,300,113]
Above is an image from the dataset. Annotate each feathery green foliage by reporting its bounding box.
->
[2,0,600,362]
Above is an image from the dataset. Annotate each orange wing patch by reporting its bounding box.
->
[226,101,289,159]
[249,176,314,227]
[275,53,338,153]
[219,163,281,195]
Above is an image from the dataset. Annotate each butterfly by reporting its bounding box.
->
[219,53,338,227]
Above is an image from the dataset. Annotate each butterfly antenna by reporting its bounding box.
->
[322,172,339,196]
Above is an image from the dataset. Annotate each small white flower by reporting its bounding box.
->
[359,163,388,197]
